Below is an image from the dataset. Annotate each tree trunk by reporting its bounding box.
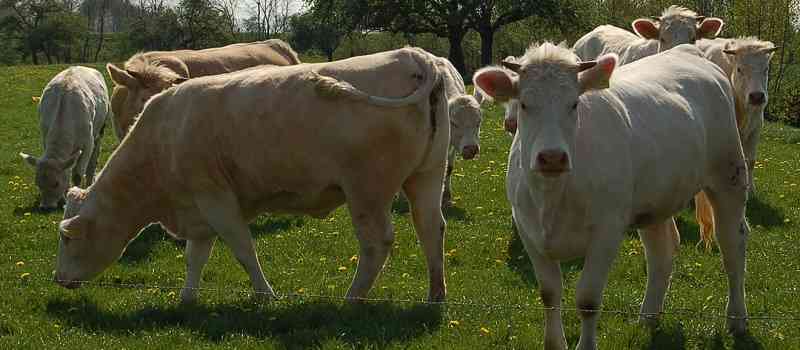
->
[479,27,494,66]
[448,31,466,76]
[94,0,109,62]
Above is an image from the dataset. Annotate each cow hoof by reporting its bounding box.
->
[180,289,199,305]
[727,318,748,336]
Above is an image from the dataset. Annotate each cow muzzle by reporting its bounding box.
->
[461,144,479,160]
[534,149,570,177]
[748,92,766,106]
[504,117,518,134]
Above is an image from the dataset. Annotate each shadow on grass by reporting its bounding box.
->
[392,196,470,222]
[505,221,582,287]
[701,330,764,350]
[643,323,687,349]
[249,215,305,237]
[746,196,786,229]
[675,216,701,246]
[46,296,442,349]
[120,224,179,265]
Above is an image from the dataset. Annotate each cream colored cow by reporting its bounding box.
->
[694,37,778,249]
[475,43,749,349]
[106,39,301,140]
[20,66,109,210]
[54,48,451,304]
[573,6,724,65]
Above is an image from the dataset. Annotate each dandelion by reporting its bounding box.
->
[402,272,410,278]
[338,266,347,272]
[23,212,31,216]
[349,255,358,262]
[448,320,460,328]
[15,261,24,267]
[167,291,176,298]
[297,288,306,294]
[479,327,491,335]
[19,272,30,279]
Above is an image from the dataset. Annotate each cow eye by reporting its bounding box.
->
[520,103,527,110]
[571,102,578,110]
[737,68,742,73]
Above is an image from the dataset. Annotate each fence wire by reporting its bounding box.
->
[5,274,800,322]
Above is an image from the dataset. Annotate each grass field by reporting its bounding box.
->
[1,64,799,349]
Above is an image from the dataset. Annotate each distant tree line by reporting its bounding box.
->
[0,0,798,125]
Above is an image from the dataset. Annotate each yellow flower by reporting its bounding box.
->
[349,255,358,262]
[479,327,491,335]
[338,266,347,272]
[15,261,24,267]
[448,320,460,327]
[297,288,306,294]
[19,272,30,279]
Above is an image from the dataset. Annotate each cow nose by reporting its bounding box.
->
[461,144,479,160]
[504,117,517,134]
[535,149,569,175]
[748,92,766,105]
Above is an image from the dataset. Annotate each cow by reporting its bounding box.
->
[694,37,778,249]
[19,66,109,210]
[474,43,749,349]
[573,5,724,65]
[53,48,451,305]
[106,39,301,140]
[434,57,482,206]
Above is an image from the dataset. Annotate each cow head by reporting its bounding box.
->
[106,55,188,138]
[19,150,81,210]
[633,6,723,51]
[449,95,482,160]
[54,187,131,289]
[474,42,617,178]
[723,39,779,109]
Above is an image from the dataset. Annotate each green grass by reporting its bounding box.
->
[1,64,799,349]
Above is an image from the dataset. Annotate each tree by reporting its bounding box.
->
[467,0,569,66]
[1,0,85,64]
[244,0,292,39]
[292,0,365,61]
[177,0,235,48]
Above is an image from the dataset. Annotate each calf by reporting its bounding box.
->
[475,43,749,349]
[694,37,778,249]
[20,66,109,210]
[54,48,450,304]
[573,5,723,64]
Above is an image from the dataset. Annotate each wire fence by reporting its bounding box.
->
[5,274,800,323]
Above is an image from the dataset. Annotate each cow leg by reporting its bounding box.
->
[704,186,749,334]
[575,224,625,350]
[72,142,94,187]
[344,189,395,301]
[403,169,447,302]
[516,215,566,350]
[442,148,455,207]
[194,192,275,299]
[180,237,215,303]
[742,131,760,194]
[637,217,679,326]
[84,138,102,186]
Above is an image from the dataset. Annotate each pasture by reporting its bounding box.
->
[1,63,800,349]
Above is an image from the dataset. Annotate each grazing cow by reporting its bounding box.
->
[435,57,482,206]
[474,43,749,349]
[20,66,109,210]
[573,5,724,65]
[106,39,301,140]
[694,37,778,249]
[54,48,450,304]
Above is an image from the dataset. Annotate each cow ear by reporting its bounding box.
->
[473,67,519,103]
[107,63,139,88]
[20,152,39,167]
[579,53,617,93]
[697,18,724,39]
[632,19,660,40]
[59,215,86,239]
[58,150,82,170]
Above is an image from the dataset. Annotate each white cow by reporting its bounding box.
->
[54,48,451,304]
[474,43,749,349]
[20,66,109,210]
[694,37,778,248]
[573,5,724,65]
[435,57,482,205]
